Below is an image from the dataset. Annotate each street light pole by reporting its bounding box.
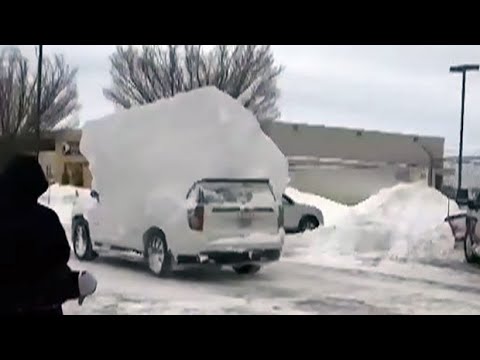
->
[450,64,479,195]
[36,45,43,159]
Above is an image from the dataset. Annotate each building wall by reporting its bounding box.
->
[289,166,429,205]
[38,151,57,184]
[266,122,444,166]
[35,129,92,188]
[265,122,444,204]
[53,130,92,188]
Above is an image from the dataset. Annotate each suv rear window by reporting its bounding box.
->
[187,179,275,206]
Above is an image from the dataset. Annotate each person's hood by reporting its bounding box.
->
[0,155,49,206]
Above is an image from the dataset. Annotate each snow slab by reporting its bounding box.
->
[284,182,462,267]
[79,87,288,253]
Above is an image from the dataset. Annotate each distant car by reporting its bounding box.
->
[282,194,324,233]
[71,178,284,277]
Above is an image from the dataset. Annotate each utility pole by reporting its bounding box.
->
[449,64,479,196]
[36,45,43,159]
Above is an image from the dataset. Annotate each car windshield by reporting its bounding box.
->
[198,181,275,206]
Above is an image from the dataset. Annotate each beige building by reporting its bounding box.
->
[38,129,92,188]
[265,122,444,167]
[0,135,55,171]
[0,130,92,188]
[264,122,445,204]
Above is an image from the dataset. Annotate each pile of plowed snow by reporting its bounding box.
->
[39,184,90,227]
[284,182,461,266]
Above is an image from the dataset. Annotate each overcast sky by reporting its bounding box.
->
[6,45,480,154]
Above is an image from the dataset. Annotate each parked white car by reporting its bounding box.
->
[71,178,284,277]
[282,194,324,233]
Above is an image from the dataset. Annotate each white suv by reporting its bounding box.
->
[71,178,284,277]
[282,194,324,233]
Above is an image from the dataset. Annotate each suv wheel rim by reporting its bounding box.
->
[75,226,87,257]
[306,221,317,230]
[303,220,317,231]
[148,237,165,274]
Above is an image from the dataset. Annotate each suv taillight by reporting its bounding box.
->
[188,205,204,232]
[278,204,284,229]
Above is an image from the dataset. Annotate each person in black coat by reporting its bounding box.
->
[0,154,96,315]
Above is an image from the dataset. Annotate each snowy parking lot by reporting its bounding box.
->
[41,182,480,315]
[63,251,480,315]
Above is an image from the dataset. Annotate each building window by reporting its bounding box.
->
[62,141,81,156]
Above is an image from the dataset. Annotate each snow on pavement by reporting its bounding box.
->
[39,184,91,229]
[63,256,480,315]
[63,257,311,315]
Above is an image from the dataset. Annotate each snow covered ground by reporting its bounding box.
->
[40,182,480,315]
[62,256,480,315]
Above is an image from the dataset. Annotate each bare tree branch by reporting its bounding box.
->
[104,45,283,126]
[0,46,80,137]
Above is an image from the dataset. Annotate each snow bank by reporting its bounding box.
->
[39,184,90,226]
[80,87,288,252]
[350,182,458,261]
[284,182,460,266]
[285,187,350,226]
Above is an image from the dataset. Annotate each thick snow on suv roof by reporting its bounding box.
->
[80,87,288,230]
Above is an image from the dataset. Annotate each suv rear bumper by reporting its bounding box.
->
[176,249,282,265]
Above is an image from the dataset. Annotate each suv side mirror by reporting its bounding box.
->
[90,190,100,202]
[282,195,294,206]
